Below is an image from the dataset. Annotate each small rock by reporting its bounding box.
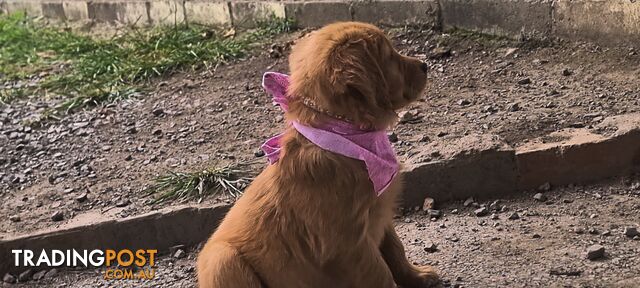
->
[18,269,33,282]
[504,48,518,57]
[624,227,640,238]
[275,115,284,122]
[563,199,574,203]
[430,47,451,59]
[463,197,474,207]
[115,199,130,207]
[490,213,499,220]
[254,150,265,157]
[549,269,581,276]
[601,230,611,237]
[32,270,46,281]
[457,99,471,106]
[437,131,448,137]
[44,269,58,278]
[387,132,398,143]
[398,110,419,123]
[586,245,605,260]
[517,78,532,85]
[152,108,165,116]
[508,212,520,220]
[574,227,585,234]
[474,207,489,217]
[562,68,572,76]
[489,200,501,211]
[75,193,88,203]
[3,273,16,283]
[173,249,186,259]
[424,242,438,253]
[533,193,547,202]
[422,198,435,211]
[588,228,599,235]
[532,234,542,239]
[451,209,459,214]
[507,102,520,112]
[9,215,20,222]
[428,209,442,219]
[51,211,64,222]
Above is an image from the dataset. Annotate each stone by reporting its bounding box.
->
[44,269,58,278]
[387,132,398,143]
[586,245,605,260]
[517,78,531,85]
[624,227,640,238]
[9,215,20,222]
[32,270,46,280]
[463,197,475,207]
[422,197,435,211]
[428,209,442,219]
[457,99,471,106]
[3,273,16,283]
[173,249,186,259]
[115,199,130,207]
[474,207,489,217]
[533,193,547,202]
[424,242,438,253]
[254,150,265,157]
[18,269,33,282]
[75,193,88,203]
[508,212,520,220]
[51,211,64,222]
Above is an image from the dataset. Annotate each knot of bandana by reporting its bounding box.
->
[260,72,399,196]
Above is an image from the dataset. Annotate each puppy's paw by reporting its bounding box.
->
[400,265,442,288]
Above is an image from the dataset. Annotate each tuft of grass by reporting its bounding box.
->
[0,13,295,113]
[146,162,256,204]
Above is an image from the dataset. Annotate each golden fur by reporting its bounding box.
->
[197,22,439,288]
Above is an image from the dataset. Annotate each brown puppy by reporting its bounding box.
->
[197,22,438,288]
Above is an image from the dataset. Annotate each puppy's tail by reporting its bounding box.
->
[197,242,264,288]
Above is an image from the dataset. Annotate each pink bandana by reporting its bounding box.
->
[260,72,399,196]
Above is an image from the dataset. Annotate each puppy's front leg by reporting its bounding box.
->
[341,240,397,288]
[380,226,441,288]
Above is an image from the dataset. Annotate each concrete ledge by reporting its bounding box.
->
[0,204,230,275]
[3,0,44,17]
[440,0,553,38]
[231,1,285,28]
[517,114,640,190]
[0,114,638,276]
[62,1,89,21]
[149,0,185,25]
[42,1,65,19]
[284,1,352,28]
[554,0,640,46]
[352,0,439,26]
[184,1,232,26]
[403,134,518,205]
[2,0,640,47]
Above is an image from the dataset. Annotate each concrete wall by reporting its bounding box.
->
[0,0,638,47]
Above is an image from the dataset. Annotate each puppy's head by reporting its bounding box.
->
[288,22,428,130]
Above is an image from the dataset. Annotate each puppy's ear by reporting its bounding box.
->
[325,38,392,111]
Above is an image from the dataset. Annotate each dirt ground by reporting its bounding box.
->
[1,26,639,238]
[6,179,639,287]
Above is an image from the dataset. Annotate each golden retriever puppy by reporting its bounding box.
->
[197,22,438,288]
